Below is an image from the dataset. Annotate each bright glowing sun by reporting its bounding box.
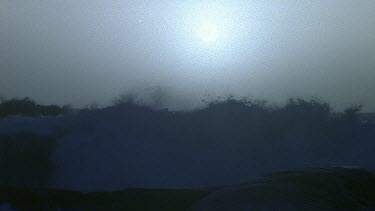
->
[198,22,220,43]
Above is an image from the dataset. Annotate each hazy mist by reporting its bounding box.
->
[1,0,375,110]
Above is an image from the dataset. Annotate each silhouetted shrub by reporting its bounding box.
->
[0,95,369,189]
[343,104,363,122]
[104,96,364,145]
[0,98,68,118]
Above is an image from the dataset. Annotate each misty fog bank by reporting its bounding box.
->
[1,1,375,111]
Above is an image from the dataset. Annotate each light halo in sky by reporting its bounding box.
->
[198,21,220,43]
[176,2,242,63]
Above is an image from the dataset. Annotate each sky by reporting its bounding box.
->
[1,0,375,110]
